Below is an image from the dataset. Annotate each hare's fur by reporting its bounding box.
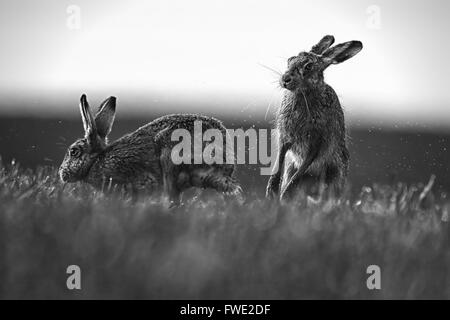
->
[59,96,240,205]
[266,35,362,201]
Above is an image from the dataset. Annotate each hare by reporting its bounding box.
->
[266,35,363,201]
[59,94,241,205]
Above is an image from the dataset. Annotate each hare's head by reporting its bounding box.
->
[59,94,116,183]
[280,35,362,91]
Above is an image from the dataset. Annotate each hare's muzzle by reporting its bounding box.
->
[281,73,296,90]
[59,169,70,183]
[281,74,292,86]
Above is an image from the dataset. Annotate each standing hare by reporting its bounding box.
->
[266,35,363,201]
[59,94,241,205]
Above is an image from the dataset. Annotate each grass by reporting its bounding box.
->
[0,158,449,299]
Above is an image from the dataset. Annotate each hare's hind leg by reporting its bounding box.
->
[191,166,242,196]
[325,166,346,199]
[160,148,181,206]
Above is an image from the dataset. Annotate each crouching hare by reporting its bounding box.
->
[59,94,241,205]
[266,35,363,201]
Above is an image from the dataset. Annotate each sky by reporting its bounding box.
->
[0,0,449,127]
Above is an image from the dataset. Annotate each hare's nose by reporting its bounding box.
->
[282,74,292,85]
[59,169,69,182]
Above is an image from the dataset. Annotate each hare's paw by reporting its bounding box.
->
[228,184,245,201]
[279,186,295,203]
[265,186,276,199]
[234,187,245,205]
[162,195,181,209]
[226,181,242,196]
[168,200,181,209]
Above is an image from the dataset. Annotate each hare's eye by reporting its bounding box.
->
[69,147,81,157]
[304,63,313,72]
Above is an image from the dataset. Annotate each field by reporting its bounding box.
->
[0,159,449,299]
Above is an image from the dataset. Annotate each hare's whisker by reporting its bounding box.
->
[258,63,282,76]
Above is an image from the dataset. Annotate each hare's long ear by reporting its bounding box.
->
[322,41,363,66]
[79,94,97,140]
[310,35,335,55]
[95,96,116,141]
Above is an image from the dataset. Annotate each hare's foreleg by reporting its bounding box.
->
[279,159,296,197]
[266,142,291,198]
[160,148,181,206]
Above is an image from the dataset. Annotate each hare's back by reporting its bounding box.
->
[140,113,227,135]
